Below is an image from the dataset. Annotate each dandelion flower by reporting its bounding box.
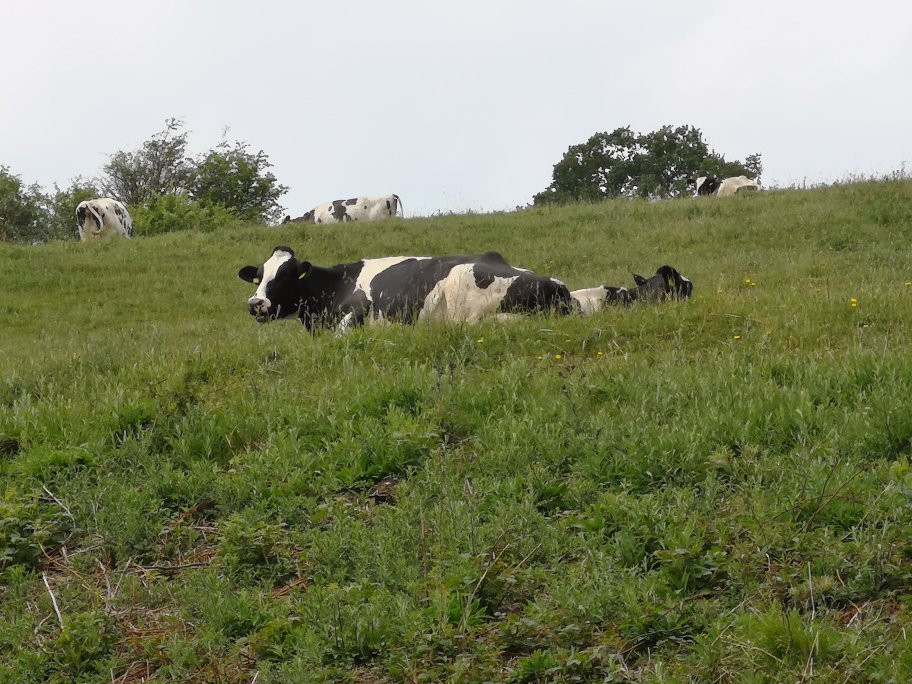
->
[597,351,604,357]
[905,281,912,287]
[733,335,742,340]
[850,298,858,308]
[477,337,484,343]
[554,354,562,360]
[744,278,752,285]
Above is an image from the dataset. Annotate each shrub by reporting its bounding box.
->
[130,193,244,236]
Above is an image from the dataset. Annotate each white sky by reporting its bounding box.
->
[2,1,910,217]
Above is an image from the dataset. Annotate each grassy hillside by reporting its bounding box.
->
[2,181,912,682]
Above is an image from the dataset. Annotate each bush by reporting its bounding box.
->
[0,166,49,243]
[130,193,244,236]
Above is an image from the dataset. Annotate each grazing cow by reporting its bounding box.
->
[282,194,403,225]
[238,247,692,332]
[76,198,133,240]
[692,175,760,197]
[569,266,693,312]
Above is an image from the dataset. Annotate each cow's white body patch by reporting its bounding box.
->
[419,264,519,323]
[571,286,611,315]
[716,176,760,197]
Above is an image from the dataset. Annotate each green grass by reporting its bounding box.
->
[2,181,912,681]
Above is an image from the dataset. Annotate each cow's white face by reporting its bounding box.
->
[238,248,298,322]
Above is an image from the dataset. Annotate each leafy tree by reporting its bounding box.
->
[99,118,194,205]
[0,166,49,243]
[534,125,761,204]
[189,140,288,224]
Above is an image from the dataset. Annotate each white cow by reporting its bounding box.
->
[693,175,760,197]
[283,194,403,224]
[76,198,134,240]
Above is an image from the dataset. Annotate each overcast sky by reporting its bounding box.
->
[2,1,910,217]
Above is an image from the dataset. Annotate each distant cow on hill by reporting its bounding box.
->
[75,198,134,240]
[692,175,760,197]
[282,194,403,225]
[238,246,692,332]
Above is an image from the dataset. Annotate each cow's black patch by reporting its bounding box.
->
[631,265,693,301]
[500,276,573,315]
[331,200,351,221]
[370,256,474,323]
[285,210,316,224]
[696,175,721,196]
[344,198,358,206]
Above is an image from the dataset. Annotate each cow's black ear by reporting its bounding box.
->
[632,273,647,286]
[238,266,259,283]
[298,261,312,280]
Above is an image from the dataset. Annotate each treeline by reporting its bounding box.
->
[534,125,761,204]
[0,119,288,243]
[1,120,763,243]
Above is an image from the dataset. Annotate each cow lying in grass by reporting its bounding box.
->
[238,247,692,332]
[282,194,403,224]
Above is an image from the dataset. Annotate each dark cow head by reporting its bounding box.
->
[282,210,316,224]
[631,266,693,302]
[238,246,312,323]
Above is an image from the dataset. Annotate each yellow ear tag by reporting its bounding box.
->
[299,271,309,280]
[253,277,260,284]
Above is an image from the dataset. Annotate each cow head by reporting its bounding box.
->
[692,175,721,196]
[631,266,693,302]
[238,246,312,323]
[75,201,103,240]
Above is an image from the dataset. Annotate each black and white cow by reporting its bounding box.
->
[568,266,693,313]
[76,198,133,240]
[692,175,760,197]
[282,194,403,225]
[238,247,574,331]
[238,247,692,332]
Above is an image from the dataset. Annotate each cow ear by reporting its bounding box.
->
[632,273,647,286]
[298,261,312,280]
[238,266,259,283]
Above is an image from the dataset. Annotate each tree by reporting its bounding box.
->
[534,125,761,204]
[99,118,194,205]
[189,140,288,224]
[0,166,49,243]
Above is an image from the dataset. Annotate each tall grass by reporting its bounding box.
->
[1,180,912,681]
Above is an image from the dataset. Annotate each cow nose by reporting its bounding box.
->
[248,297,265,313]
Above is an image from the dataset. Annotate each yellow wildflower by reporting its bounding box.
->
[554,354,562,360]
[733,335,742,340]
